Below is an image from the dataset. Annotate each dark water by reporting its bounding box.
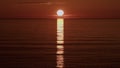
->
[0,19,120,68]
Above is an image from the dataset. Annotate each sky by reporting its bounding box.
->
[0,0,120,18]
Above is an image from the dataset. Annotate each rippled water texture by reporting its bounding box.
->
[0,19,120,68]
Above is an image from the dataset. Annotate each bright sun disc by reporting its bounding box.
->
[57,9,64,16]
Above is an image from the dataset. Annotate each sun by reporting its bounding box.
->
[57,9,64,16]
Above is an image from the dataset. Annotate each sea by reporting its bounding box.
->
[0,18,120,68]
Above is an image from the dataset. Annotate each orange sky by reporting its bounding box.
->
[0,0,120,18]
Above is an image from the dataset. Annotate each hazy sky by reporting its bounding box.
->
[0,0,120,18]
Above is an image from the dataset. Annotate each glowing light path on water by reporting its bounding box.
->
[56,18,64,68]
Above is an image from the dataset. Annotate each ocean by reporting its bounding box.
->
[0,19,120,68]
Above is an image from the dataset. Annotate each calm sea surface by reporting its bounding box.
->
[0,19,120,68]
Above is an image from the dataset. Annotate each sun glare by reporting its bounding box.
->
[57,9,64,16]
[56,18,64,68]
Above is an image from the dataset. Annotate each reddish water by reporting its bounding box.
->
[0,19,120,68]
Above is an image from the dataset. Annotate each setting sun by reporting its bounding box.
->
[57,9,64,16]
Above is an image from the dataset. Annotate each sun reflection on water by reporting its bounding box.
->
[56,18,64,68]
